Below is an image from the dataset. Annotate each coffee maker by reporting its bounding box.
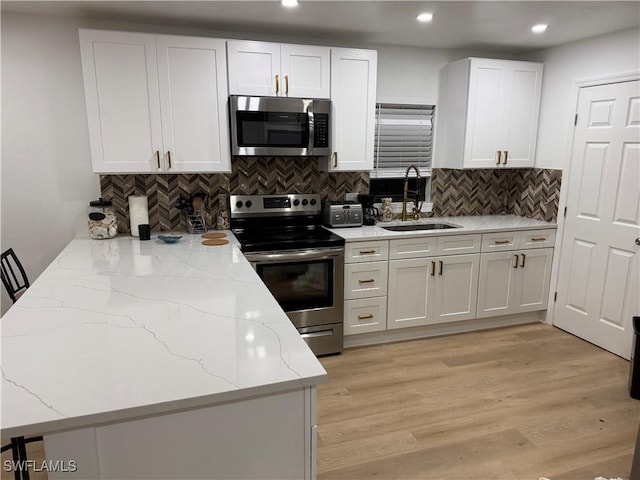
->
[358,194,379,225]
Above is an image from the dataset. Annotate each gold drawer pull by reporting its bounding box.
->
[531,237,547,242]
[357,314,374,320]
[358,279,375,284]
[494,240,511,245]
[359,250,376,255]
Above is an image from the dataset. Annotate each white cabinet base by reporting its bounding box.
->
[45,388,316,480]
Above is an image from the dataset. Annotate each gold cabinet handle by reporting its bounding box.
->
[357,314,374,320]
[520,253,526,268]
[496,151,502,165]
[359,250,376,255]
[513,255,519,269]
[275,74,279,95]
[504,150,509,165]
[531,237,546,242]
[431,261,436,277]
[285,75,289,96]
[167,150,172,169]
[332,152,338,168]
[358,278,375,284]
[494,239,510,245]
[156,150,161,169]
[439,260,444,276]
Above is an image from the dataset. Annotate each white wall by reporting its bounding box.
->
[527,27,640,170]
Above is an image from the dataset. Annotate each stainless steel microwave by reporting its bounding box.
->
[229,95,331,156]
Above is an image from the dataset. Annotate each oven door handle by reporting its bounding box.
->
[300,329,334,339]
[246,248,344,263]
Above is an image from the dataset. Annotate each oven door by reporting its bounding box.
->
[246,248,344,329]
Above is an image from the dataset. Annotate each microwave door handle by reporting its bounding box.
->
[308,109,315,154]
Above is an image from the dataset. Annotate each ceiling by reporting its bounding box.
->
[2,1,639,53]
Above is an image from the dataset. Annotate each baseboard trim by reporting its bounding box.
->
[343,311,545,348]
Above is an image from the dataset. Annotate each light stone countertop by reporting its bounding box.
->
[0,234,327,438]
[326,214,557,241]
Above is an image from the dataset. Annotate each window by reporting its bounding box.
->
[371,102,435,204]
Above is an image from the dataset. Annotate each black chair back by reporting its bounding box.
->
[1,248,29,303]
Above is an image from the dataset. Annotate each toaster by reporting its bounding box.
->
[323,201,363,228]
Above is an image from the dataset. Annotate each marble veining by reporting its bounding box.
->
[1,235,326,438]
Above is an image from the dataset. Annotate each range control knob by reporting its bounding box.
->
[235,201,243,208]
[310,198,317,206]
[245,200,252,208]
[293,199,300,206]
[302,199,309,206]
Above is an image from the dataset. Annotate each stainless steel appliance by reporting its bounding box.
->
[230,194,345,355]
[229,96,331,157]
[322,201,363,228]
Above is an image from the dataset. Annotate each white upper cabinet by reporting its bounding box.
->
[227,40,330,98]
[79,29,230,174]
[323,47,378,172]
[436,58,543,169]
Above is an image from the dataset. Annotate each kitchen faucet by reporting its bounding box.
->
[401,164,424,221]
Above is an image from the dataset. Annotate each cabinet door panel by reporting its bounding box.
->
[431,254,480,323]
[464,61,505,168]
[227,41,280,96]
[157,36,230,173]
[477,251,518,318]
[514,248,553,312]
[281,44,330,99]
[329,48,377,171]
[387,258,431,329]
[389,237,436,260]
[344,261,388,300]
[344,297,387,335]
[80,30,162,173]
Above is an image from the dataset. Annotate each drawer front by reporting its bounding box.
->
[481,231,520,252]
[436,234,482,255]
[520,229,556,249]
[344,297,387,335]
[345,240,389,263]
[344,261,389,300]
[389,236,437,260]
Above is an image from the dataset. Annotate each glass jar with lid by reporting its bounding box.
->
[88,198,117,239]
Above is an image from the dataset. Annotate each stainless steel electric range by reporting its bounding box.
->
[230,193,345,356]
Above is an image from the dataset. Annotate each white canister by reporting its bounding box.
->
[129,195,149,237]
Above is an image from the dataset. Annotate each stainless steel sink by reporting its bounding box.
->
[381,223,460,232]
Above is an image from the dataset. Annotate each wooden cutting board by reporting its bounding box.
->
[202,239,229,246]
[202,232,227,239]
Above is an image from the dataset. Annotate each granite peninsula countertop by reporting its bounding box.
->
[0,234,327,438]
[326,214,557,241]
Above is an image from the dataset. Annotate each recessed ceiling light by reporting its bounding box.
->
[531,24,548,34]
[282,0,299,7]
[417,12,434,23]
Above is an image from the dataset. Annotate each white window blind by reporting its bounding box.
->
[372,103,435,178]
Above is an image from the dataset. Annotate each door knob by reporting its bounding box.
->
[636,237,640,246]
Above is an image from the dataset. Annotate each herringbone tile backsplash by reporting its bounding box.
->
[101,160,561,232]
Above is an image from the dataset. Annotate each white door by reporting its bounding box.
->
[513,248,553,313]
[431,254,480,323]
[387,258,431,329]
[79,30,163,173]
[227,40,280,96]
[555,80,640,359]
[329,48,377,171]
[476,251,519,318]
[280,45,330,99]
[156,36,230,173]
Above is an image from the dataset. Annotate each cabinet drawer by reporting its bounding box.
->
[435,234,481,255]
[481,232,519,252]
[344,261,388,300]
[344,297,387,335]
[389,236,437,260]
[520,229,555,249]
[345,240,389,263]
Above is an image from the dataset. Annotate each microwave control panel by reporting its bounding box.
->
[314,114,329,148]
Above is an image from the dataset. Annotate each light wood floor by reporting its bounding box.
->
[3,323,639,479]
[317,323,640,480]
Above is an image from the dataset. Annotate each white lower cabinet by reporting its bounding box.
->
[477,247,554,318]
[387,253,480,329]
[344,297,387,335]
